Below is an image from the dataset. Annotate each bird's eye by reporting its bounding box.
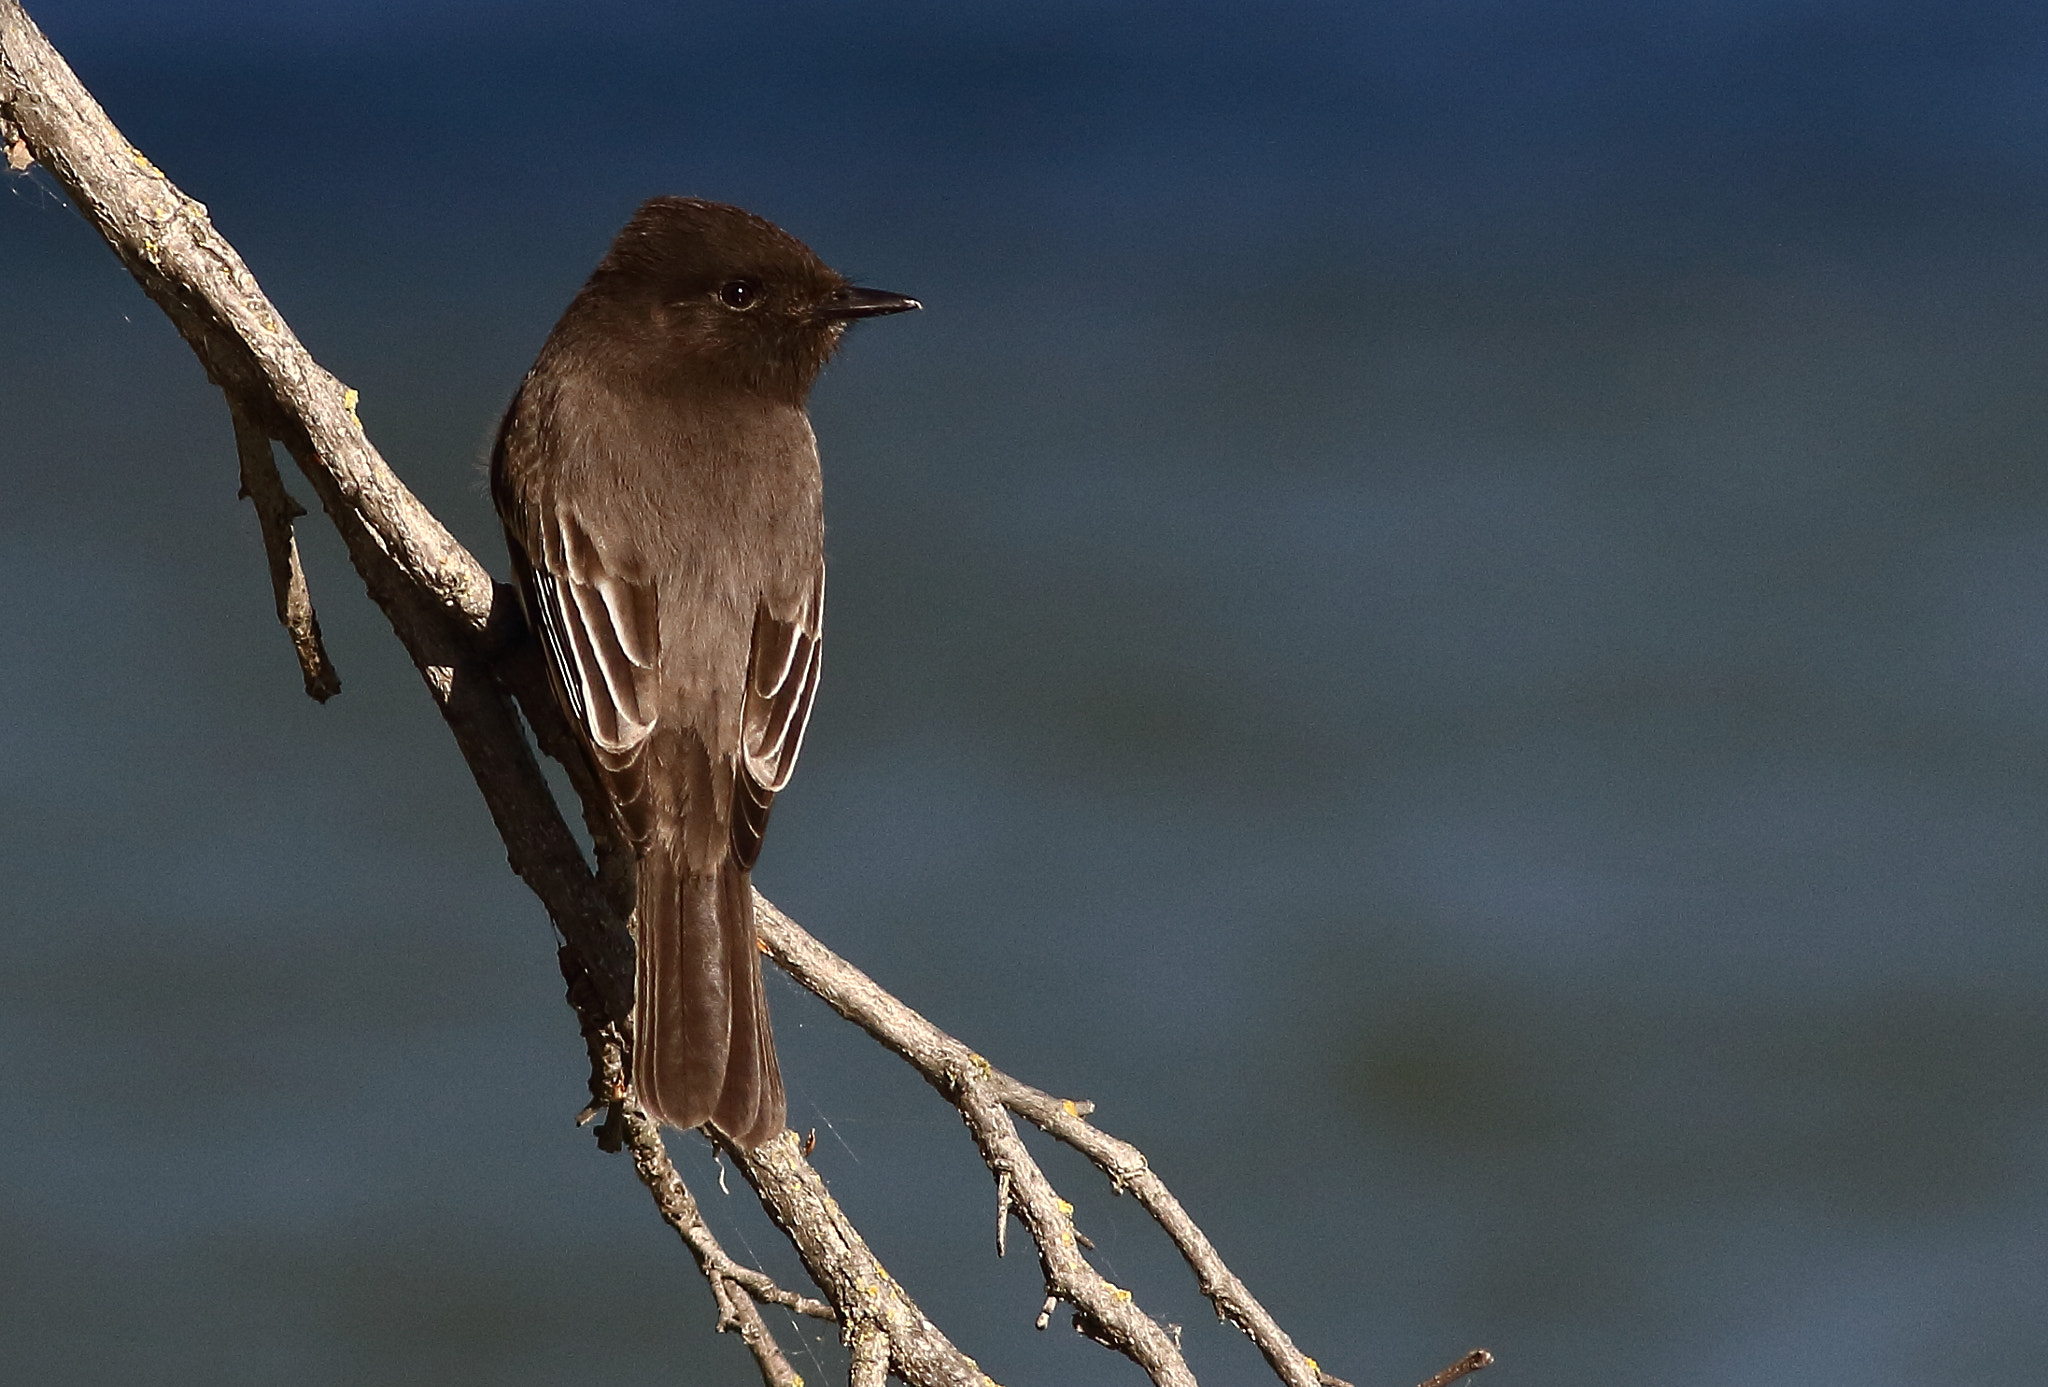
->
[717,279,764,311]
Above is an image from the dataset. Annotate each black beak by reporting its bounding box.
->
[817,284,922,320]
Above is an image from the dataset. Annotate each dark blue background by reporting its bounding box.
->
[6,2,2048,1383]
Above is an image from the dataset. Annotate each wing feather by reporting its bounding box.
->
[546,514,656,753]
[742,576,823,793]
[731,575,823,866]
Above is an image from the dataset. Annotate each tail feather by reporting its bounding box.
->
[743,965,785,1147]
[632,849,785,1147]
[712,862,785,1147]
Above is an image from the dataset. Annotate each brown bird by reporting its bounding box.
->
[491,198,918,1148]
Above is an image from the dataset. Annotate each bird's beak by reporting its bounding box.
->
[817,284,922,320]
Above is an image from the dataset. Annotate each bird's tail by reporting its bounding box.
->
[631,848,785,1148]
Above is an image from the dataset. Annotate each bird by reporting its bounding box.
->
[491,197,918,1149]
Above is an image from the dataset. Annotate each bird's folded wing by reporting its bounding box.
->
[733,573,823,867]
[525,505,661,791]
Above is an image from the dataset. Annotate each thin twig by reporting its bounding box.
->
[995,1169,1012,1258]
[1415,1350,1493,1387]
[230,402,340,700]
[957,1077,1193,1383]
[990,1072,1316,1376]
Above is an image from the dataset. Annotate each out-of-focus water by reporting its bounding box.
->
[6,3,2048,1383]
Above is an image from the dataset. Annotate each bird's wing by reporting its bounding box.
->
[732,570,823,868]
[513,497,665,840]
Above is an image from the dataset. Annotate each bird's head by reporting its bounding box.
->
[572,196,918,402]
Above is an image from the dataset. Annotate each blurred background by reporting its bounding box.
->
[5,2,2048,1383]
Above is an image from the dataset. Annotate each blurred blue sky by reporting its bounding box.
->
[6,3,2048,1385]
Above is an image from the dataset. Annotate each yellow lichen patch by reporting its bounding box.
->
[1057,1198,1074,1215]
[129,148,162,177]
[1114,1287,1133,1302]
[342,387,360,421]
[1061,1099,1082,1117]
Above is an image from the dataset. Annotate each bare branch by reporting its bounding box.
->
[0,4,494,629]
[849,1325,891,1387]
[754,897,1341,1387]
[0,5,1478,1385]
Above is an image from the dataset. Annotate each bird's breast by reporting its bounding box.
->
[558,389,823,588]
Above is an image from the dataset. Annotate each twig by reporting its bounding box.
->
[991,1072,1315,1375]
[230,401,340,700]
[1415,1350,1493,1387]
[960,1075,1192,1382]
